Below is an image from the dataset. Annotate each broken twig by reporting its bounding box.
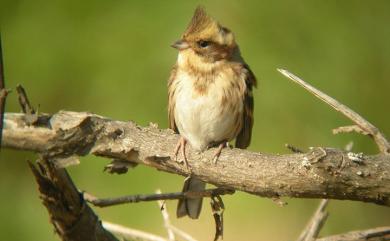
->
[285,143,304,153]
[278,68,390,154]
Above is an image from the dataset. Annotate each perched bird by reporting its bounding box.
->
[168,6,257,219]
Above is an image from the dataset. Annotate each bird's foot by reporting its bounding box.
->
[173,136,190,171]
[212,142,228,164]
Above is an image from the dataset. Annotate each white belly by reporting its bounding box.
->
[174,72,243,151]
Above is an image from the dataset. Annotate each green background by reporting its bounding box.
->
[1,1,390,240]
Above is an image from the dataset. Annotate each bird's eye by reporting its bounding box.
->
[197,40,210,48]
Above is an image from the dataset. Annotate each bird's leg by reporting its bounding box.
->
[173,136,190,171]
[212,141,228,164]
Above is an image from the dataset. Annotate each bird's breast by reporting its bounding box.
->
[173,69,244,151]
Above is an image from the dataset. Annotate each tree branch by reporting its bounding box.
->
[316,226,390,241]
[297,199,329,241]
[155,189,198,241]
[0,33,9,147]
[102,221,167,241]
[28,158,118,241]
[156,190,176,241]
[83,188,234,207]
[332,125,370,136]
[278,69,390,154]
[3,111,390,206]
[4,69,390,241]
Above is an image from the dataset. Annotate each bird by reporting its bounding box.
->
[168,6,257,219]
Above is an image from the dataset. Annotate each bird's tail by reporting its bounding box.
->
[176,176,206,219]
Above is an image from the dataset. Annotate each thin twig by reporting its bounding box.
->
[166,225,197,241]
[285,143,304,153]
[156,189,175,241]
[297,199,329,241]
[16,84,35,115]
[156,189,197,241]
[278,68,390,154]
[0,33,8,147]
[84,188,235,208]
[332,125,369,136]
[102,221,167,241]
[0,34,4,91]
[316,226,390,241]
[16,84,39,125]
[210,195,225,241]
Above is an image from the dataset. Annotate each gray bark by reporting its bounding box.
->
[3,111,390,206]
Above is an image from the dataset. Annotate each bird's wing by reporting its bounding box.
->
[168,64,179,132]
[235,63,257,149]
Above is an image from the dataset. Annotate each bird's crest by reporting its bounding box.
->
[183,6,219,38]
[180,6,236,58]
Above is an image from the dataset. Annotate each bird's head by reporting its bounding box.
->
[172,6,238,64]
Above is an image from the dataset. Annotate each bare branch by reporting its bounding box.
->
[102,221,167,241]
[278,68,390,154]
[0,34,4,90]
[332,125,369,136]
[156,190,175,241]
[297,199,329,241]
[0,33,9,147]
[166,225,197,241]
[84,188,234,207]
[3,111,390,206]
[210,195,225,241]
[316,226,390,241]
[155,190,198,241]
[16,84,35,115]
[285,143,304,153]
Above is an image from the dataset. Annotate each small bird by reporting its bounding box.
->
[168,6,257,219]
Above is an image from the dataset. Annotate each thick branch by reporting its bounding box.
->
[28,158,118,241]
[3,111,390,206]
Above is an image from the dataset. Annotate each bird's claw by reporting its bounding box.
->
[212,155,219,164]
[212,142,227,165]
[173,137,190,171]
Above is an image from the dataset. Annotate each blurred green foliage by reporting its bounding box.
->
[1,0,390,240]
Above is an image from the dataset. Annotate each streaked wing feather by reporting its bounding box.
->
[236,64,256,149]
[168,64,178,133]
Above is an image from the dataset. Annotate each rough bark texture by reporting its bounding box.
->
[28,158,118,241]
[3,111,390,207]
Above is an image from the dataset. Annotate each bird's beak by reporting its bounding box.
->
[171,39,189,50]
